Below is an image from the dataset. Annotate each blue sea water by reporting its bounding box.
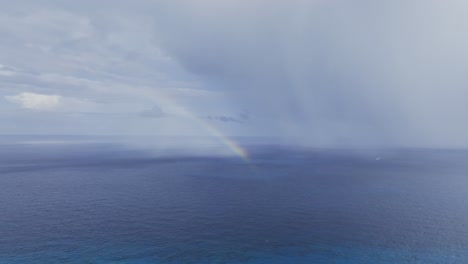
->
[1,139,468,263]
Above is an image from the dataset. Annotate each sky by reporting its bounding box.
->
[1,0,468,148]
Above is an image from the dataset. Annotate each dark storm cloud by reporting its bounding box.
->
[206,112,249,123]
[150,0,468,147]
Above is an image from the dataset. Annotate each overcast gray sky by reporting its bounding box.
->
[1,0,468,148]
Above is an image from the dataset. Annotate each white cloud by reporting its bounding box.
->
[3,90,172,121]
[5,92,61,110]
[0,2,247,138]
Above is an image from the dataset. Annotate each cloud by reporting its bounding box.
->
[4,92,101,113]
[5,92,61,110]
[0,64,16,76]
[0,2,245,138]
[206,112,249,123]
[150,0,468,147]
[139,105,166,118]
[3,1,467,146]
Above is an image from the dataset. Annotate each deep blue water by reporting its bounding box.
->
[1,140,468,263]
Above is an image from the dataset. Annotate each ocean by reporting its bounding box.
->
[1,138,468,263]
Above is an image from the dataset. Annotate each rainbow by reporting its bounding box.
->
[134,87,249,161]
[194,118,249,160]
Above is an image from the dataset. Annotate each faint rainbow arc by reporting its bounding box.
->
[136,87,249,161]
